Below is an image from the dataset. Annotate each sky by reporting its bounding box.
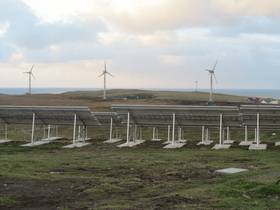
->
[1,0,280,89]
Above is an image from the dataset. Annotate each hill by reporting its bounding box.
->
[0,89,251,111]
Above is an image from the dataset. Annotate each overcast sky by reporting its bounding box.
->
[1,0,280,89]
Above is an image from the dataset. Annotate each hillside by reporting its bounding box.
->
[0,89,251,111]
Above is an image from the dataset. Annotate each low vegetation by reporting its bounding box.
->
[0,135,280,209]
[0,89,276,209]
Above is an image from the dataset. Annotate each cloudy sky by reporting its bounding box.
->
[1,0,280,89]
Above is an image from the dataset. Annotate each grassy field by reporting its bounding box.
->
[1,89,278,210]
[0,138,280,210]
[0,89,251,112]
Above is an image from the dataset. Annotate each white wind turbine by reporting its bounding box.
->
[205,60,218,104]
[99,61,113,100]
[23,65,35,95]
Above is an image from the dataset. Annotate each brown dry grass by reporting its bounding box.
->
[0,89,251,112]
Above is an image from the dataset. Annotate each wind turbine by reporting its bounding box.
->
[99,61,113,100]
[205,60,218,104]
[195,80,198,92]
[23,65,35,95]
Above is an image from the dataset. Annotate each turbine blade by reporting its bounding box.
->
[98,72,105,77]
[106,72,114,77]
[31,73,36,79]
[30,64,34,72]
[213,73,218,83]
[213,60,218,71]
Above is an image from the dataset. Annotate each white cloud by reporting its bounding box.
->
[9,51,25,62]
[0,21,9,37]
[1,0,280,89]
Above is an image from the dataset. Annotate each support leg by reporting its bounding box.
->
[109,117,113,141]
[254,128,257,143]
[202,126,205,143]
[31,113,36,144]
[152,127,155,140]
[219,114,223,145]
[56,126,58,137]
[249,113,267,150]
[256,113,260,146]
[4,124,8,140]
[82,126,86,142]
[178,127,182,141]
[78,126,81,141]
[47,125,51,140]
[126,112,130,144]
[167,125,171,143]
[213,114,230,149]
[73,114,77,144]
[172,113,176,145]
[245,125,248,142]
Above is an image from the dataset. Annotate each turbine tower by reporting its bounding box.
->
[195,80,198,92]
[205,60,218,104]
[23,65,35,95]
[99,61,113,100]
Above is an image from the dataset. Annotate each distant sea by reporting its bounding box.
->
[0,88,279,98]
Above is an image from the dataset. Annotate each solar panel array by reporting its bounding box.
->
[241,105,280,128]
[1,105,280,128]
[112,104,241,127]
[0,106,99,126]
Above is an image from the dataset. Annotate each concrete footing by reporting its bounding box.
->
[22,137,62,147]
[76,138,91,142]
[151,138,162,142]
[212,144,231,150]
[223,140,235,144]
[216,168,248,174]
[41,137,63,141]
[178,139,187,143]
[197,140,213,146]
[22,141,52,147]
[0,140,12,144]
[117,140,145,148]
[239,141,254,146]
[104,138,123,144]
[163,142,186,149]
[63,142,91,148]
[249,144,267,150]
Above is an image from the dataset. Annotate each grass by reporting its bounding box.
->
[0,138,280,209]
[0,89,274,209]
[0,196,17,206]
[0,89,251,112]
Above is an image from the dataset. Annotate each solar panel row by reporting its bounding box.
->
[1,105,280,127]
[112,104,280,127]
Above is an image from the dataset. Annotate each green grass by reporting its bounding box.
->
[62,89,249,103]
[0,196,17,206]
[0,139,280,209]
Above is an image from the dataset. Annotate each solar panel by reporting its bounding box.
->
[91,112,122,125]
[0,106,99,126]
[241,105,280,127]
[112,104,241,127]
